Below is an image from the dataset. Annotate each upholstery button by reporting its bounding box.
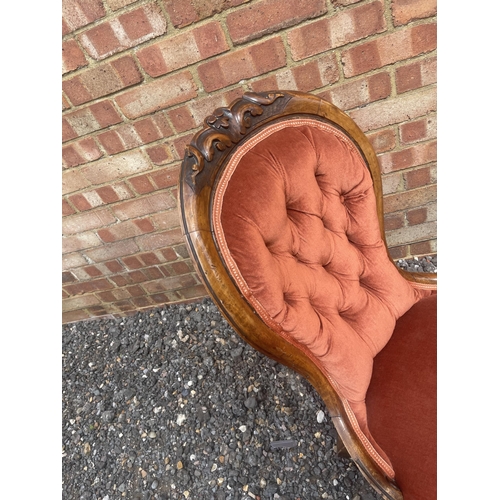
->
[339,195,345,204]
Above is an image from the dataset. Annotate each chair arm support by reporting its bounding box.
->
[398,268,438,288]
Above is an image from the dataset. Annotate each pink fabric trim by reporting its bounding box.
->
[212,118,395,479]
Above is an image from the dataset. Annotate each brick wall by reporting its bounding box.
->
[62,0,437,324]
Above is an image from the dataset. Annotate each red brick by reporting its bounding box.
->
[62,39,88,73]
[63,101,122,140]
[139,252,161,266]
[133,217,155,233]
[171,260,192,275]
[62,137,102,168]
[63,271,77,284]
[400,119,426,144]
[160,247,178,262]
[227,0,326,45]
[396,56,437,94]
[383,184,436,213]
[98,123,143,155]
[410,240,434,256]
[384,213,404,231]
[249,75,279,93]
[404,166,432,189]
[170,134,194,160]
[133,118,162,143]
[63,199,76,216]
[95,183,134,204]
[112,192,176,220]
[65,278,114,296]
[287,0,385,61]
[111,275,133,287]
[388,245,408,259]
[115,71,197,119]
[341,23,436,78]
[131,296,153,308]
[126,285,147,297]
[198,37,286,92]
[81,150,151,185]
[367,128,396,153]
[62,56,143,106]
[164,0,248,28]
[178,284,207,300]
[97,218,154,243]
[379,140,436,173]
[79,3,166,60]
[151,166,180,189]
[62,169,92,195]
[83,265,103,277]
[89,101,122,128]
[62,95,71,111]
[391,0,436,26]
[128,174,156,194]
[103,260,124,272]
[329,71,390,111]
[122,256,143,270]
[68,194,92,212]
[63,208,116,235]
[146,145,174,165]
[62,0,105,34]
[349,86,436,132]
[406,207,427,226]
[79,23,121,59]
[137,22,228,78]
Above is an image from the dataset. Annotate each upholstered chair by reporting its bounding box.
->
[178,90,437,500]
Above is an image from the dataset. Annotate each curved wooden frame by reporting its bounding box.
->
[178,90,436,500]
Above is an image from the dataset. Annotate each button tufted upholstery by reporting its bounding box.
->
[212,119,433,475]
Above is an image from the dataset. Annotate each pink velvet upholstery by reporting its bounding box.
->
[213,119,432,477]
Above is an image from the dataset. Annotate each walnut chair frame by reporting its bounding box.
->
[178,90,437,500]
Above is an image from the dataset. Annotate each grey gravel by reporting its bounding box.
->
[62,256,436,500]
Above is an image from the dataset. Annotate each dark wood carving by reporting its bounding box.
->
[183,92,288,192]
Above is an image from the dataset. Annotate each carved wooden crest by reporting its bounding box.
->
[183,91,289,192]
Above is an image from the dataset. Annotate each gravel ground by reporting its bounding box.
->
[62,256,436,500]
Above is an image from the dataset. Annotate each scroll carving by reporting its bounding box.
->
[184,92,286,191]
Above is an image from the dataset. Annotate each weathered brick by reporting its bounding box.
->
[386,221,436,247]
[97,218,155,243]
[367,128,396,153]
[384,213,404,231]
[150,165,180,189]
[62,232,102,254]
[139,252,162,266]
[95,183,134,204]
[341,23,436,78]
[396,56,437,94]
[63,199,76,216]
[329,71,390,111]
[107,0,138,10]
[378,140,436,173]
[287,0,385,61]
[64,278,114,296]
[62,169,92,195]
[406,207,427,226]
[63,252,90,270]
[115,71,197,119]
[81,150,151,185]
[68,193,92,211]
[383,184,436,213]
[151,208,182,231]
[410,239,436,256]
[62,0,105,34]
[164,0,248,28]
[128,174,156,194]
[62,137,102,168]
[62,294,101,313]
[400,115,436,144]
[349,86,436,132]
[112,192,176,221]
[63,208,116,235]
[178,284,207,301]
[63,101,122,140]
[146,145,174,165]
[136,228,183,251]
[85,239,140,262]
[160,247,178,262]
[137,22,228,78]
[391,0,436,26]
[83,265,104,277]
[104,260,124,272]
[63,271,77,283]
[198,37,286,92]
[404,166,432,189]
[62,56,143,106]
[388,245,408,259]
[133,118,163,144]
[62,39,88,74]
[79,3,167,60]
[97,123,143,155]
[227,0,327,45]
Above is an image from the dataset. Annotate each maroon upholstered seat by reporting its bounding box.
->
[179,90,437,500]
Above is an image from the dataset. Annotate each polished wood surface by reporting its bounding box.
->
[179,90,435,500]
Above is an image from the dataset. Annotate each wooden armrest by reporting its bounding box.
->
[398,268,438,287]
